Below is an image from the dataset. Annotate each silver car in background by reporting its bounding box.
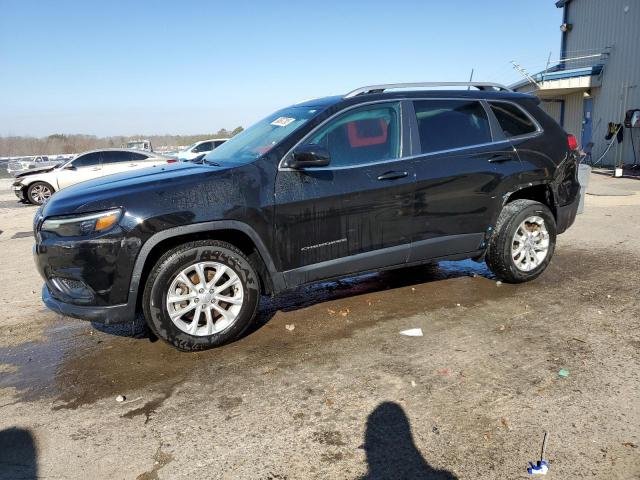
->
[7,155,67,177]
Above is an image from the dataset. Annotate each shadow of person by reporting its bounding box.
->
[0,427,37,480]
[362,402,457,480]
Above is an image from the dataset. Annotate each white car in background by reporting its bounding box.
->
[177,138,227,161]
[12,148,172,205]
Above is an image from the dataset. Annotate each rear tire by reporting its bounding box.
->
[485,199,556,283]
[27,182,54,205]
[142,240,260,351]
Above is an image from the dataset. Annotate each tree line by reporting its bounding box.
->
[0,127,244,157]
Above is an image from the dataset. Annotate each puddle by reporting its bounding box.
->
[0,253,603,409]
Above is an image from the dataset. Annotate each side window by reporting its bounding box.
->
[414,100,491,154]
[130,152,148,161]
[194,141,213,152]
[214,140,226,148]
[72,152,101,168]
[489,102,537,137]
[303,103,400,167]
[101,151,131,164]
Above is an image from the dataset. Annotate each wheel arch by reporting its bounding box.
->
[25,179,56,204]
[130,221,284,315]
[504,183,556,219]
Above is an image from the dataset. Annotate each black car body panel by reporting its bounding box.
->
[33,89,581,324]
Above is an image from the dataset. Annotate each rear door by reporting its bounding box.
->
[101,150,137,176]
[408,98,521,262]
[274,101,415,286]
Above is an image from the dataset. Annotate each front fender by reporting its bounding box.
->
[128,220,285,305]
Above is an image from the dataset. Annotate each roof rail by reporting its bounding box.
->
[344,82,512,98]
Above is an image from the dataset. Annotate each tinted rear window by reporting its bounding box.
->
[73,152,101,167]
[130,152,148,161]
[414,100,491,154]
[101,151,131,164]
[489,102,537,137]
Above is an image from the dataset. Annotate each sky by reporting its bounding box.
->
[0,0,563,137]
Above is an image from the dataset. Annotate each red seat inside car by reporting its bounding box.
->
[347,119,388,147]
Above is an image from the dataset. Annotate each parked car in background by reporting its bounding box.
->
[126,139,153,152]
[7,155,63,177]
[33,82,581,351]
[13,148,171,205]
[177,138,227,161]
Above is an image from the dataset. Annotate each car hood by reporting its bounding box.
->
[42,162,233,217]
[15,165,58,177]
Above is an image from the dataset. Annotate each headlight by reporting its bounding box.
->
[41,209,122,236]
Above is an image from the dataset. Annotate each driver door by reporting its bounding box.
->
[274,101,415,287]
[57,152,103,189]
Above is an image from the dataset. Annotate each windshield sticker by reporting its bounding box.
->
[271,116,296,127]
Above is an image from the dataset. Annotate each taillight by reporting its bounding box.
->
[567,134,578,151]
[166,159,177,163]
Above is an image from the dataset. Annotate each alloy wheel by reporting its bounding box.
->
[165,261,244,336]
[30,184,52,204]
[511,215,550,272]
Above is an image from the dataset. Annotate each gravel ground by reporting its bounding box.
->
[0,173,639,479]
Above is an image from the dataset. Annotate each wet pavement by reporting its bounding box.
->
[1,260,496,410]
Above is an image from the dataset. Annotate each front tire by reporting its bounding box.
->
[485,199,556,283]
[27,181,54,205]
[142,240,260,351]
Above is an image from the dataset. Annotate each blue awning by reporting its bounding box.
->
[534,65,603,82]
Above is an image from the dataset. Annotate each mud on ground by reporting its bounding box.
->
[0,174,639,479]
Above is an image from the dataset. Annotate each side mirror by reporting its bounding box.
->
[192,153,206,164]
[287,144,330,169]
[64,164,77,170]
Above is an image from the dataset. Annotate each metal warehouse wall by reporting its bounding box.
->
[564,0,640,165]
[540,101,562,125]
[564,92,585,145]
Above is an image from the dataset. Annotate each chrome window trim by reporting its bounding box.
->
[277,98,542,172]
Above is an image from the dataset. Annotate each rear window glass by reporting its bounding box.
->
[414,100,491,154]
[130,152,148,161]
[72,152,101,167]
[489,102,537,137]
[101,151,131,164]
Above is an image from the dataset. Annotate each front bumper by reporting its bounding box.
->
[13,184,25,201]
[556,193,580,234]
[42,284,134,324]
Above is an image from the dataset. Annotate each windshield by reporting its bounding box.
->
[203,106,320,165]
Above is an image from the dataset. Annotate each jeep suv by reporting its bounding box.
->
[33,82,581,351]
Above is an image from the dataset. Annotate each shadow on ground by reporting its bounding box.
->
[362,402,457,480]
[0,427,37,480]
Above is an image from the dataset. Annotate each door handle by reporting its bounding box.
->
[128,163,138,167]
[377,171,408,181]
[488,154,514,163]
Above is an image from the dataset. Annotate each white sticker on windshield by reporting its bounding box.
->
[271,116,296,127]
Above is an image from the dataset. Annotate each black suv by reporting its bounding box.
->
[34,82,581,351]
